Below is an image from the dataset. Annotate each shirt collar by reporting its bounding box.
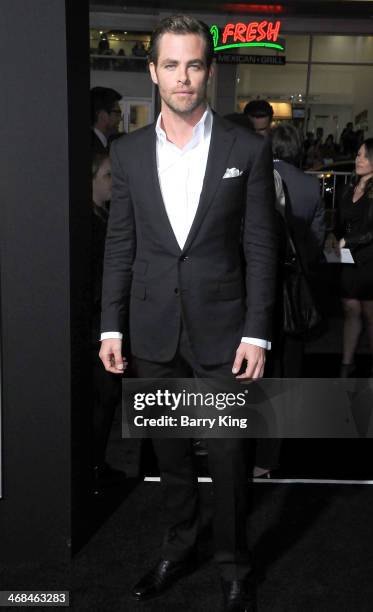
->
[94,127,107,148]
[155,106,213,150]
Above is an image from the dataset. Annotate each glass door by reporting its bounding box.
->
[121,98,153,133]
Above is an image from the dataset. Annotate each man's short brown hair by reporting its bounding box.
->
[148,15,214,68]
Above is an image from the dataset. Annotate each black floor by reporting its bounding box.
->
[69,481,373,611]
[2,478,373,611]
[68,348,373,611]
[3,307,373,611]
[69,348,373,569]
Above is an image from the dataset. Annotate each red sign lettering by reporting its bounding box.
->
[267,20,281,41]
[222,23,235,44]
[221,20,281,45]
[234,22,247,42]
[256,21,267,42]
[246,22,258,42]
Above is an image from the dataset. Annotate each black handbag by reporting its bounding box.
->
[283,231,322,336]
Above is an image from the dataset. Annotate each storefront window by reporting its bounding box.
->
[283,34,310,61]
[234,33,309,122]
[234,30,373,138]
[235,34,309,60]
[309,64,354,104]
[308,64,373,140]
[312,35,373,63]
[236,63,308,102]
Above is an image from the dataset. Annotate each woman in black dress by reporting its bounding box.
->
[328,139,373,376]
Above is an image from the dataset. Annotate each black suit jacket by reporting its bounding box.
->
[101,114,278,365]
[91,203,109,343]
[274,160,326,268]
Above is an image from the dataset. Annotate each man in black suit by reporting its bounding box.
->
[272,123,326,272]
[99,15,277,612]
[90,86,122,153]
[244,99,274,137]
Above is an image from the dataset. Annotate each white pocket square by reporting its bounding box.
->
[223,167,243,179]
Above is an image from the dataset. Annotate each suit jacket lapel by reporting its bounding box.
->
[143,125,182,254]
[182,114,236,253]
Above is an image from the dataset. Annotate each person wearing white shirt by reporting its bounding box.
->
[99,16,277,612]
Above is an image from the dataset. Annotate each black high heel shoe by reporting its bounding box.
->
[339,363,356,377]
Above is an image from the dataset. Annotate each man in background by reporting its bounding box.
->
[90,86,123,153]
[244,99,274,136]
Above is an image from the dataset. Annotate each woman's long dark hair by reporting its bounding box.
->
[350,138,373,198]
[355,138,373,197]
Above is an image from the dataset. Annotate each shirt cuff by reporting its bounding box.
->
[100,331,123,341]
[241,337,271,350]
[100,333,269,349]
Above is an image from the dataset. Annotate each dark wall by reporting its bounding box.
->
[66,0,94,539]
[0,0,90,564]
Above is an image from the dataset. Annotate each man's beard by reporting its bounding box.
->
[162,89,206,116]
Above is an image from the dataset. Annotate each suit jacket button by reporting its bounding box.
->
[174,288,179,295]
[180,255,188,262]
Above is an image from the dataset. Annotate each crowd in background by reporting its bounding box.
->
[303,123,365,170]
[90,34,149,71]
[87,86,373,486]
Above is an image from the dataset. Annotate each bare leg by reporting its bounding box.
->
[341,298,363,365]
[361,300,373,370]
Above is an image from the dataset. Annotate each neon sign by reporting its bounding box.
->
[222,5,283,14]
[210,21,284,52]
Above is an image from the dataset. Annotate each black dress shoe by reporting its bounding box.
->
[221,578,257,612]
[93,463,126,494]
[131,558,196,601]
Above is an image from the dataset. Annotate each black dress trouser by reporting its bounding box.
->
[91,345,122,467]
[131,324,252,581]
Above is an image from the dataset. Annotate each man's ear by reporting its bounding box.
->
[208,64,214,83]
[149,62,158,85]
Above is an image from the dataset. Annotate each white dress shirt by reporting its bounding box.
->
[94,127,107,149]
[101,106,270,350]
[156,107,212,249]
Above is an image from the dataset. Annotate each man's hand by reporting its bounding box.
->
[99,338,127,374]
[232,343,266,379]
